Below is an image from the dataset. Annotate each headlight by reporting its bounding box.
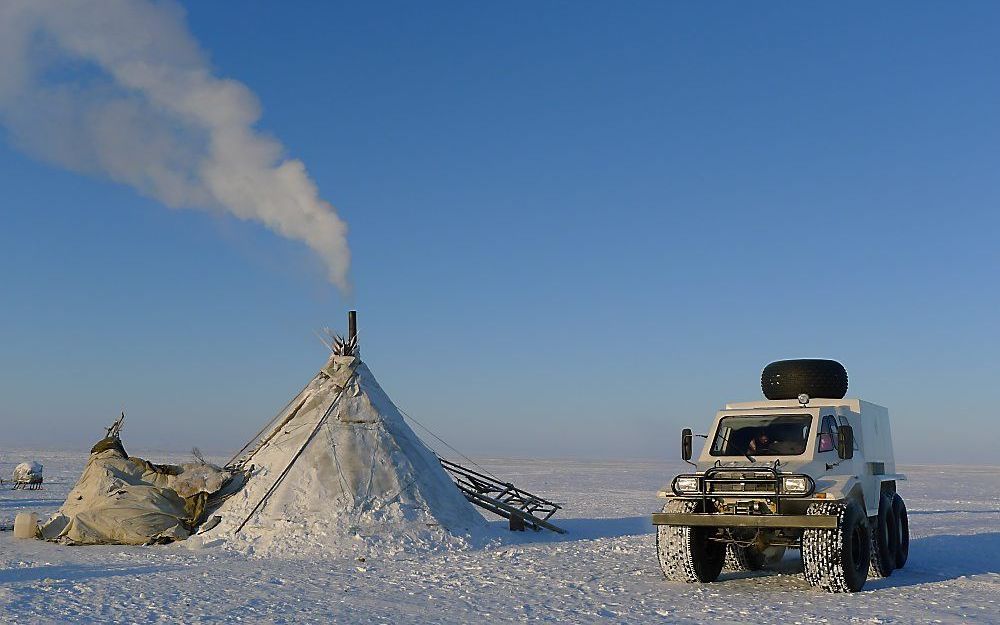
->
[782,476,809,494]
[674,476,700,493]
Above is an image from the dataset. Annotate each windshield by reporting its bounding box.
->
[710,414,812,456]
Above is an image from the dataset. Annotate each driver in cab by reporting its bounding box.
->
[748,429,799,455]
[749,430,772,453]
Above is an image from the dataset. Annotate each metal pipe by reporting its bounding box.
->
[348,310,357,345]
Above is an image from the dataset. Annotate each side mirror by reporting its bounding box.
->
[837,425,854,460]
[681,428,693,461]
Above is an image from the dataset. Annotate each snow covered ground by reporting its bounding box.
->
[1,451,997,624]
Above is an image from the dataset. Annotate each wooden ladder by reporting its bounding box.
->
[438,457,565,534]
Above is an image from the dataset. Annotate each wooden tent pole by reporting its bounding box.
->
[233,392,343,534]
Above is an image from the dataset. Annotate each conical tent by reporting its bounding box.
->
[195,351,487,556]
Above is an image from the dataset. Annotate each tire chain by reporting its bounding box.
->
[724,543,761,572]
[869,497,895,579]
[655,499,701,583]
[869,529,892,578]
[801,501,853,593]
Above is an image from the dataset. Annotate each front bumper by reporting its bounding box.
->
[651,512,838,529]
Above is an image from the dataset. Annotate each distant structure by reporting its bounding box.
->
[11,461,43,490]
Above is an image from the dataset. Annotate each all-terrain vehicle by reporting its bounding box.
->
[652,359,910,593]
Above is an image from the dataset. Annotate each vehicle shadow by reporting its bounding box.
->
[866,532,1000,589]
[0,564,179,584]
[720,532,1000,589]
[479,515,653,547]
[549,516,654,540]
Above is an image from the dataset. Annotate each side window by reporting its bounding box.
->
[817,415,837,453]
[712,426,732,454]
[838,415,860,450]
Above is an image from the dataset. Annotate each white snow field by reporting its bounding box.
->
[1,452,997,624]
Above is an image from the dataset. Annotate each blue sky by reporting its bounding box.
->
[1,2,998,464]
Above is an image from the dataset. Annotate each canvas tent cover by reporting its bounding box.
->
[39,437,236,545]
[193,354,487,556]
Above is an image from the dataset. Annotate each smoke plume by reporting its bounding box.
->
[0,0,350,290]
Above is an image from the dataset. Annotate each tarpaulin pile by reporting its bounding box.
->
[39,434,241,545]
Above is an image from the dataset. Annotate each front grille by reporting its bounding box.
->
[708,481,776,494]
[705,471,777,495]
[671,468,813,509]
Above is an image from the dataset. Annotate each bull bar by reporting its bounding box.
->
[652,466,836,528]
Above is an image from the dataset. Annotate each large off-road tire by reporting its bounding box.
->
[892,494,909,569]
[761,359,848,400]
[724,544,766,572]
[656,500,726,583]
[870,494,898,578]
[801,501,871,593]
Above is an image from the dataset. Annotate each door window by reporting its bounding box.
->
[817,415,837,453]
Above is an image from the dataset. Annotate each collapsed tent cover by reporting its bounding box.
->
[39,427,239,545]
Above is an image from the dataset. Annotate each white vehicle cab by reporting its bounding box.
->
[652,359,909,593]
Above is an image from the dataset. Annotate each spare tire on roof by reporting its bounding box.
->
[761,359,848,400]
